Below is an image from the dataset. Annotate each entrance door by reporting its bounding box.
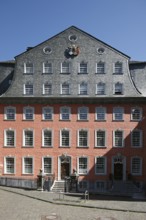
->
[114,163,123,180]
[61,162,70,179]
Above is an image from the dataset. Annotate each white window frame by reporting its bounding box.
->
[78,129,88,148]
[23,129,34,147]
[95,130,106,147]
[114,62,123,74]
[42,129,52,147]
[4,156,15,174]
[131,157,142,176]
[78,107,88,120]
[131,129,142,148]
[113,107,124,121]
[61,83,70,95]
[42,107,53,121]
[60,129,70,147]
[95,156,107,175]
[4,106,16,120]
[42,156,53,174]
[114,82,123,95]
[22,157,34,174]
[96,82,105,95]
[24,83,33,95]
[43,62,52,74]
[113,130,124,147]
[23,107,34,120]
[61,62,70,73]
[79,62,88,74]
[60,107,71,120]
[79,82,88,95]
[4,129,15,147]
[131,107,142,121]
[95,107,106,121]
[78,157,88,175]
[43,83,52,95]
[96,62,105,74]
[24,62,34,74]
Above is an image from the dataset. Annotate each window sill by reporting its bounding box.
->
[95,120,106,122]
[22,146,34,148]
[95,72,106,75]
[3,146,15,148]
[42,72,53,75]
[22,174,34,176]
[41,146,53,148]
[60,72,70,74]
[4,119,16,121]
[42,119,53,121]
[59,146,70,148]
[77,146,89,148]
[112,120,124,122]
[59,119,71,121]
[94,146,107,148]
[78,72,88,75]
[77,120,88,122]
[22,119,34,121]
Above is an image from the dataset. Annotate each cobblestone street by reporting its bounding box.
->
[0,187,146,220]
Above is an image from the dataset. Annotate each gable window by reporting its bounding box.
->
[61,83,70,95]
[42,129,52,147]
[4,129,15,147]
[61,62,70,73]
[114,62,122,74]
[23,107,34,120]
[131,130,142,148]
[96,62,105,74]
[43,83,52,95]
[78,107,88,120]
[131,107,142,121]
[60,107,70,120]
[114,130,124,147]
[43,62,52,74]
[78,130,88,147]
[79,62,87,74]
[4,107,16,120]
[79,82,88,95]
[23,157,33,174]
[43,157,52,174]
[113,107,124,121]
[78,157,88,174]
[24,62,33,74]
[4,157,15,174]
[95,157,106,175]
[24,83,33,95]
[96,82,105,95]
[23,129,34,147]
[95,107,106,121]
[60,129,70,147]
[131,157,142,175]
[42,107,53,120]
[96,130,106,147]
[114,82,123,95]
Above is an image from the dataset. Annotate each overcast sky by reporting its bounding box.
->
[1,0,146,61]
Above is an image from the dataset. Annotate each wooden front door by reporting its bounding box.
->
[114,163,123,180]
[61,162,70,179]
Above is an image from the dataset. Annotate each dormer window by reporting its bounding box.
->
[114,82,123,95]
[24,82,33,95]
[24,62,33,74]
[114,62,123,74]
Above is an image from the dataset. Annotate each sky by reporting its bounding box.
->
[1,0,146,61]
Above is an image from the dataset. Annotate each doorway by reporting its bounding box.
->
[59,155,71,180]
[61,162,70,179]
[114,163,123,180]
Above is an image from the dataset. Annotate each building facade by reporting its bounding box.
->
[0,26,146,192]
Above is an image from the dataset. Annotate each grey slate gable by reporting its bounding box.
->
[0,26,143,98]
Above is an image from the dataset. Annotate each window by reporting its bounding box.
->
[23,107,34,120]
[95,107,106,121]
[96,130,106,147]
[96,82,105,95]
[113,107,124,121]
[23,157,33,174]
[23,130,34,147]
[78,181,88,191]
[60,107,70,120]
[96,62,105,74]
[114,62,122,74]
[61,62,70,73]
[43,62,52,74]
[42,107,53,120]
[42,129,52,147]
[131,157,142,175]
[60,129,70,147]
[114,82,123,95]
[43,83,52,95]
[79,82,88,95]
[131,130,142,147]
[43,157,52,174]
[61,83,70,95]
[95,157,106,175]
[131,107,142,121]
[4,107,16,120]
[4,129,15,147]
[78,107,88,120]
[79,62,87,74]
[96,181,106,192]
[78,157,88,174]
[24,62,33,74]
[24,83,33,95]
[4,157,15,174]
[114,130,124,147]
[78,130,88,147]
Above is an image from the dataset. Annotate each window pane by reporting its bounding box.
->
[6,108,15,120]
[43,130,52,146]
[115,62,122,74]
[61,62,69,73]
[115,83,123,95]
[25,108,33,120]
[78,107,88,120]
[25,84,33,95]
[43,84,52,95]
[79,158,88,174]
[132,131,141,147]
[132,158,141,175]
[25,131,33,146]
[43,63,52,74]
[113,107,123,120]
[96,131,105,147]
[79,83,87,95]
[43,158,52,174]
[43,108,53,120]
[61,107,70,120]
[96,157,105,174]
[114,131,123,147]
[131,108,142,121]
[24,158,33,174]
[80,63,87,73]
[79,130,88,147]
[6,158,14,173]
[24,63,33,74]
[96,83,105,95]
[62,84,70,95]
[97,62,104,74]
[6,130,14,146]
[96,107,105,120]
[61,130,69,146]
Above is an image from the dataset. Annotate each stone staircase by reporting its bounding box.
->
[110,181,143,196]
[51,180,65,192]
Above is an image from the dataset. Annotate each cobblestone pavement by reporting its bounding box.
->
[0,186,146,220]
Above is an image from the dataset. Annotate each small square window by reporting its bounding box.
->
[78,107,88,120]
[113,107,124,121]
[114,62,123,74]
[24,83,33,95]
[42,107,53,120]
[114,130,124,147]
[96,62,105,74]
[114,82,123,95]
[78,130,88,147]
[24,63,33,74]
[60,107,70,120]
[95,157,106,175]
[43,62,52,74]
[79,63,87,74]
[5,107,16,120]
[43,157,52,174]
[78,157,88,174]
[61,83,70,95]
[43,83,52,95]
[4,157,15,174]
[60,129,70,147]
[96,83,105,95]
[95,107,106,121]
[23,157,33,174]
[61,62,70,73]
[79,82,88,95]
[131,108,142,121]
[23,107,34,120]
